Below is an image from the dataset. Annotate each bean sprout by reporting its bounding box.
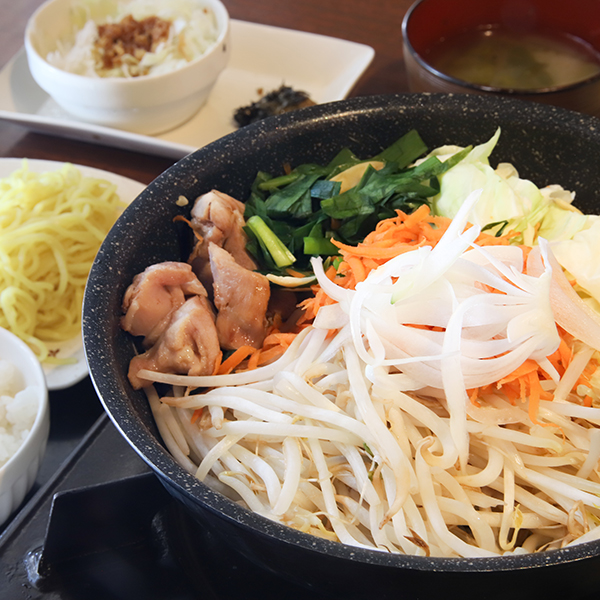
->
[140,192,600,557]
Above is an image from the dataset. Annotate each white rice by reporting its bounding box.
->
[0,360,39,468]
[47,0,220,78]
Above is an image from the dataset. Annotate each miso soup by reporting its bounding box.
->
[425,27,600,90]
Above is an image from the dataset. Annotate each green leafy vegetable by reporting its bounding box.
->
[373,128,428,167]
[243,129,472,274]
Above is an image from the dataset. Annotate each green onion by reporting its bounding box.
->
[246,215,296,268]
[303,236,339,256]
[258,172,301,191]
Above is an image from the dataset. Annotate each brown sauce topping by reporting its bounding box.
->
[95,14,171,75]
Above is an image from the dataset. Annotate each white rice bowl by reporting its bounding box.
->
[0,360,41,468]
[0,328,49,526]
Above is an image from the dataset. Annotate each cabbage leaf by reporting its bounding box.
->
[431,128,591,246]
[551,216,600,311]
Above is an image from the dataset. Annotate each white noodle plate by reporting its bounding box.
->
[0,158,145,391]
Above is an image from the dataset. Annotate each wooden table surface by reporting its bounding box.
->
[0,0,416,184]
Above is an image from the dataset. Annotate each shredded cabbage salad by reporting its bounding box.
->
[136,129,600,558]
[47,0,220,78]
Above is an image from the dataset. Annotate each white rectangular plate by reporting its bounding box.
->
[0,20,374,160]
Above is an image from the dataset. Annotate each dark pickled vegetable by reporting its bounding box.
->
[234,85,316,127]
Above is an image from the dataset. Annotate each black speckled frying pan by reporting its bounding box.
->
[83,93,600,600]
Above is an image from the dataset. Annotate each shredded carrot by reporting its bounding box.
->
[468,387,481,407]
[345,255,367,284]
[503,382,520,406]
[191,407,204,424]
[217,346,256,375]
[527,370,544,425]
[299,285,337,322]
[325,264,338,280]
[173,214,203,243]
[546,338,572,374]
[247,350,261,370]
[255,345,287,365]
[497,359,540,386]
[262,332,298,348]
[220,204,589,431]
[286,268,309,278]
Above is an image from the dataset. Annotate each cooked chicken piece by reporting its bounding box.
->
[121,261,207,347]
[127,295,220,389]
[188,190,257,290]
[209,243,270,350]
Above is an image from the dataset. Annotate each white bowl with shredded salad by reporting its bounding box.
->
[24,0,230,134]
[0,327,49,526]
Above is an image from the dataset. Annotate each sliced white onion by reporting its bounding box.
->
[527,240,600,351]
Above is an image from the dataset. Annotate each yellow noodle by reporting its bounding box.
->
[0,160,124,362]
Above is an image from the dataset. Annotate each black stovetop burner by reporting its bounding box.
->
[0,408,331,599]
